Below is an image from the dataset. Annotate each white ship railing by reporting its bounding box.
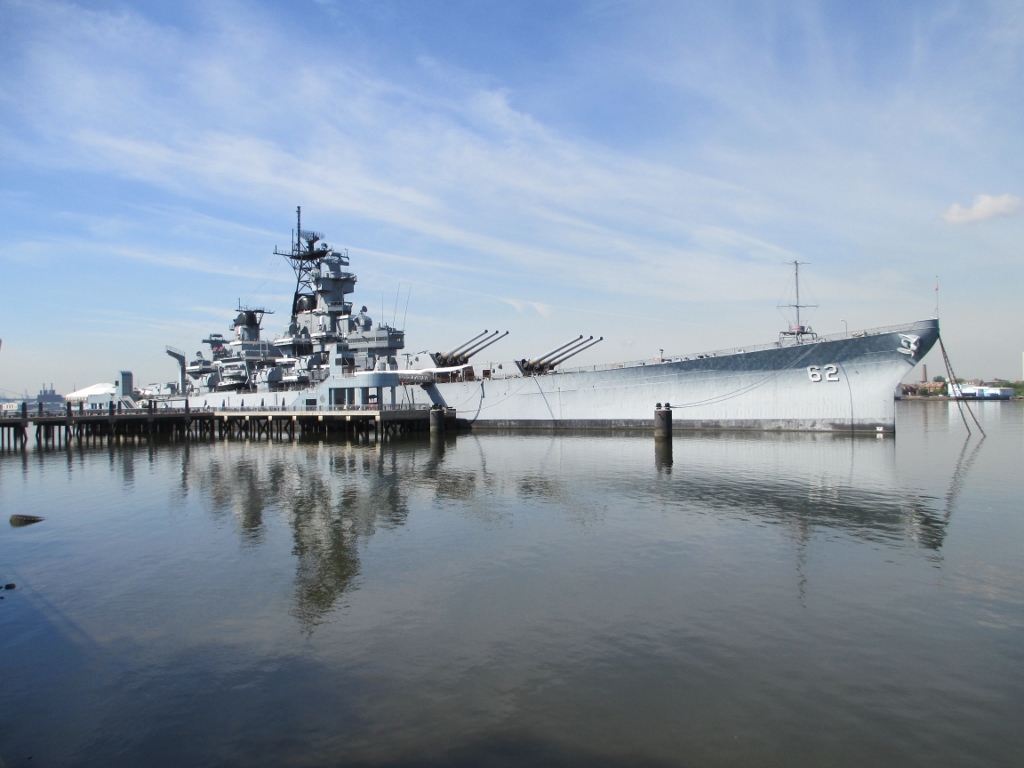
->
[0,404,435,418]
[210,403,431,413]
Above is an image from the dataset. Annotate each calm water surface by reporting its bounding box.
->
[1,401,1021,767]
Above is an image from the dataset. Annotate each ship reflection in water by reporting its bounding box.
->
[1,402,1020,767]
[178,428,953,635]
[185,442,414,632]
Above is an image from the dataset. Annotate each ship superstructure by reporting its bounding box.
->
[167,208,405,398]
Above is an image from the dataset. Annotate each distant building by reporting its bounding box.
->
[951,384,1014,400]
[0,385,66,413]
[65,372,139,409]
[65,383,117,409]
[36,384,64,410]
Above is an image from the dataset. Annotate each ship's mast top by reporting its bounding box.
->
[783,260,816,328]
[794,260,803,328]
[274,206,349,318]
[779,260,818,342]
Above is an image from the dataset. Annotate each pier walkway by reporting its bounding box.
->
[0,402,444,449]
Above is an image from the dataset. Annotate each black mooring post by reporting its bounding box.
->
[654,403,672,439]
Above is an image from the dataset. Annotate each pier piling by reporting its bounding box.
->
[654,403,672,439]
[429,406,445,435]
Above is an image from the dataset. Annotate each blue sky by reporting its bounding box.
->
[1,0,1022,396]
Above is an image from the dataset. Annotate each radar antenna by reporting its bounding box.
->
[273,206,348,318]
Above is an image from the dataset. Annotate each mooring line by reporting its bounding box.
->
[938,335,985,438]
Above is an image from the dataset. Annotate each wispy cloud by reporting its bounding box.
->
[498,297,552,317]
[942,193,1023,225]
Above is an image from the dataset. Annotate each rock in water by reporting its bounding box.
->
[9,514,44,527]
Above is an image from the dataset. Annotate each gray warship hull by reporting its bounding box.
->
[178,319,937,434]
[416,319,938,433]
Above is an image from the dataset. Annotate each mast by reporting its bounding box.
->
[274,206,333,318]
[779,260,818,342]
[782,260,816,329]
[794,260,802,329]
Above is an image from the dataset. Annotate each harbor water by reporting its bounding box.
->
[1,400,1021,766]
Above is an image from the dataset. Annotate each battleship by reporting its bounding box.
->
[162,209,938,433]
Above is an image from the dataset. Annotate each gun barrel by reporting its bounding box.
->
[537,336,592,367]
[528,335,583,367]
[444,330,489,358]
[459,330,508,361]
[457,330,499,359]
[549,336,604,367]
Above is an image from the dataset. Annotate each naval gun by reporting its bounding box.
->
[516,335,604,375]
[430,330,509,368]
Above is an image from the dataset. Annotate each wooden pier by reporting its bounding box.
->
[0,401,445,450]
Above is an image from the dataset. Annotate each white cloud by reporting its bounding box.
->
[942,194,1024,224]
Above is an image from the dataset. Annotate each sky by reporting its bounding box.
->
[1,0,1022,396]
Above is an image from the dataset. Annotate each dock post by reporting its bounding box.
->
[20,403,27,448]
[429,405,445,434]
[654,403,672,439]
[654,403,673,470]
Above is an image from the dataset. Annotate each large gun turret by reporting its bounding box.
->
[457,330,508,363]
[526,336,583,370]
[535,335,590,368]
[431,330,508,367]
[516,336,604,375]
[440,330,489,359]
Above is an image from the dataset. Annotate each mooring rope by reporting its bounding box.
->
[938,335,985,438]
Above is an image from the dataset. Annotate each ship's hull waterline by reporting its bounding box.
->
[180,319,938,434]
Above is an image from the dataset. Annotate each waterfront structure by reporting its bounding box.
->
[66,383,120,409]
[952,385,1015,400]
